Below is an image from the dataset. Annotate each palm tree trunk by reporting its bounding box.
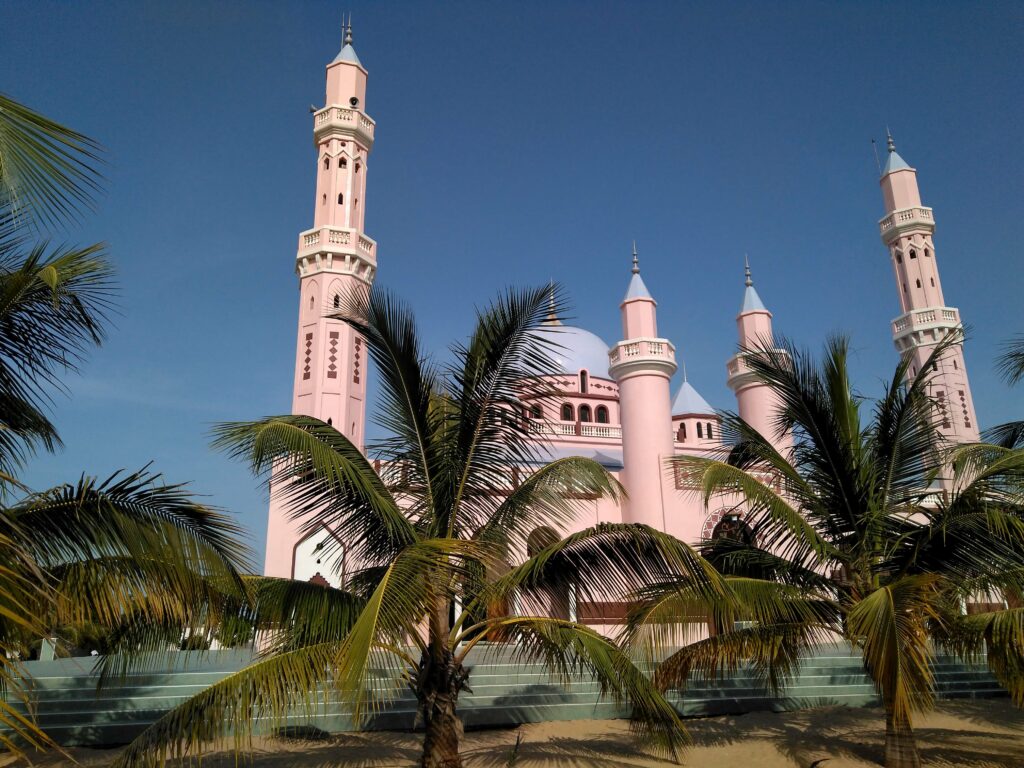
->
[417,641,468,768]
[884,709,921,768]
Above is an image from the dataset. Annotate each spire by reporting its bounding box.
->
[624,241,652,301]
[543,280,562,325]
[881,128,911,175]
[332,14,362,66]
[740,256,767,313]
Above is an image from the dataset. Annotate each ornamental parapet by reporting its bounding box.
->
[295,225,377,283]
[879,206,934,243]
[891,306,962,352]
[528,421,622,439]
[726,348,790,392]
[313,105,375,148]
[608,337,677,380]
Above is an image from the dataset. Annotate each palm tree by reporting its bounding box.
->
[109,284,726,768]
[987,334,1024,449]
[0,94,252,753]
[629,335,1024,768]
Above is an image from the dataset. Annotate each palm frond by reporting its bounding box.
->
[936,607,1024,705]
[996,335,1024,386]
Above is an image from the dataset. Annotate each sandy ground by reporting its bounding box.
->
[14,699,1024,767]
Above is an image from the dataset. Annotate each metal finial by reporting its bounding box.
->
[682,361,688,382]
[631,241,640,275]
[744,254,753,287]
[544,279,561,325]
[886,126,896,154]
[344,14,353,46]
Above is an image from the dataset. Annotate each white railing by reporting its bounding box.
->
[528,421,621,439]
[892,307,960,336]
[879,206,933,234]
[314,107,376,139]
[298,227,374,258]
[303,232,320,247]
[609,338,675,365]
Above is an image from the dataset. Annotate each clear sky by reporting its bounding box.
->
[5,1,1022,561]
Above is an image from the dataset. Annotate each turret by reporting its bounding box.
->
[726,259,790,451]
[608,245,677,528]
[878,133,978,443]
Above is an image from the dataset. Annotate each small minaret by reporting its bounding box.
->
[608,245,677,529]
[879,133,979,441]
[726,258,790,450]
[265,21,378,582]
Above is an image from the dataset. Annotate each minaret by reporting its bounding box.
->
[726,258,790,450]
[608,245,677,529]
[264,22,378,582]
[879,133,979,442]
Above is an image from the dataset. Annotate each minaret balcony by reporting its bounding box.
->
[891,306,961,351]
[295,226,377,283]
[879,206,934,242]
[313,105,375,147]
[608,337,677,380]
[726,348,791,392]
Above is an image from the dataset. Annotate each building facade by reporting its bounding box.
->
[263,33,979,599]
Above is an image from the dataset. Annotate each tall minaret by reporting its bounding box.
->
[726,259,790,452]
[879,133,979,442]
[264,23,378,582]
[608,245,677,529]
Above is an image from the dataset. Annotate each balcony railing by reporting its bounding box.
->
[892,307,959,335]
[528,421,621,439]
[879,206,933,237]
[313,106,376,142]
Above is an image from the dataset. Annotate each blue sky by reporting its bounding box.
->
[5,1,1022,562]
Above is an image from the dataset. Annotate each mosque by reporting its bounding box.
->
[263,28,980,619]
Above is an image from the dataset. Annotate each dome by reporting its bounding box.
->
[529,324,612,379]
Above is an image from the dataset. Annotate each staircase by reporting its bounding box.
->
[8,645,1005,747]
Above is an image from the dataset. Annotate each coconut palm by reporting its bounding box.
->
[0,93,252,753]
[107,283,734,768]
[630,335,1024,768]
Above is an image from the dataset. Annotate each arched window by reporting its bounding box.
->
[916,279,921,288]
[706,422,714,439]
[697,422,703,439]
[579,405,592,423]
[953,359,958,370]
[333,295,340,308]
[323,157,329,170]
[931,278,935,287]
[895,252,903,264]
[321,194,326,206]
[925,248,931,258]
[579,371,589,393]
[560,404,574,422]
[595,406,609,423]
[327,417,332,426]
[677,423,687,441]
[338,193,344,205]
[910,249,917,259]
[530,404,543,419]
[355,163,361,174]
[340,158,348,169]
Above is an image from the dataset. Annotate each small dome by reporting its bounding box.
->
[529,324,612,379]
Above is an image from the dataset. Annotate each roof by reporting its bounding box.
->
[741,284,767,313]
[332,44,361,66]
[624,272,652,301]
[671,379,716,416]
[529,324,612,378]
[882,149,910,175]
[526,444,624,470]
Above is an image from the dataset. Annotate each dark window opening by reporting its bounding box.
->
[560,404,574,421]
[707,422,714,439]
[910,249,918,259]
[931,278,935,286]
[340,158,348,169]
[530,404,543,419]
[925,248,931,258]
[595,406,609,424]
[916,279,921,288]
[333,295,340,308]
[953,359,958,370]
[579,371,589,393]
[678,423,687,441]
[896,252,903,264]
[323,157,329,170]
[697,422,703,439]
[327,417,332,426]
[355,163,361,173]
[338,193,344,205]
[579,405,592,423]
[321,194,326,205]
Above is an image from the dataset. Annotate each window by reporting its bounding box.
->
[338,194,344,204]
[560,404,574,421]
[953,359,958,370]
[925,248,931,258]
[896,252,903,264]
[697,422,703,439]
[678,423,687,441]
[327,417,332,426]
[323,157,329,170]
[932,361,938,372]
[579,371,589,393]
[340,158,348,169]
[910,249,917,259]
[595,406,609,424]
[529,404,542,419]
[706,422,714,439]
[579,405,592,422]
[916,279,921,288]
[333,295,340,308]
[355,163,361,173]
[931,278,935,287]
[902,282,907,294]
[322,194,327,205]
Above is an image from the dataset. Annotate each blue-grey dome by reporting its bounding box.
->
[529,324,611,378]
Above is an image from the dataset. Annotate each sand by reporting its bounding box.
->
[14,699,1024,767]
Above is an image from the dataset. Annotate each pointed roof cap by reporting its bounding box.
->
[623,241,653,301]
[881,129,910,175]
[740,255,767,313]
[332,16,362,65]
[672,376,716,416]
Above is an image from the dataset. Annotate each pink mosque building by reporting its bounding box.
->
[263,30,980,610]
